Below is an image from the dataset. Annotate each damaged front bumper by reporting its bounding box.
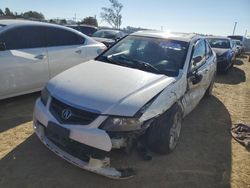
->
[33,99,136,179]
[33,120,135,179]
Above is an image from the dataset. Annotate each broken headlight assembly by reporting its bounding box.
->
[41,87,50,106]
[101,96,158,132]
[101,117,144,132]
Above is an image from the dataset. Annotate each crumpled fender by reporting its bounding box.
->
[139,83,178,122]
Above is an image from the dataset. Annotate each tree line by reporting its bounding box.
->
[0,0,123,29]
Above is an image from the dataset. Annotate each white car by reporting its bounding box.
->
[33,31,217,179]
[0,19,106,100]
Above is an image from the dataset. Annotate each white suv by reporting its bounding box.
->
[0,19,106,100]
[33,31,217,179]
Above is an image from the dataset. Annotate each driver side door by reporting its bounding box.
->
[183,39,209,116]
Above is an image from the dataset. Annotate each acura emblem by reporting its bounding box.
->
[62,109,72,120]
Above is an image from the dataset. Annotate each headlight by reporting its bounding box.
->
[101,94,159,132]
[101,117,143,132]
[41,87,50,106]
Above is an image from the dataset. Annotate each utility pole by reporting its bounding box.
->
[232,22,237,35]
[245,30,247,37]
[74,13,76,22]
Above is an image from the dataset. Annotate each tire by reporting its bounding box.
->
[146,104,182,155]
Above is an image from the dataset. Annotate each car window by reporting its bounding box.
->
[79,27,97,36]
[191,39,206,70]
[92,30,117,39]
[0,26,46,50]
[205,40,213,59]
[46,27,85,47]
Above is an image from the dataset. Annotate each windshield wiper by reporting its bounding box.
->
[117,54,162,74]
[106,55,132,68]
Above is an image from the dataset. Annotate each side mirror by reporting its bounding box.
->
[192,56,202,66]
[188,71,203,85]
[0,42,6,51]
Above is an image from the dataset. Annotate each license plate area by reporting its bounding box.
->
[45,122,70,147]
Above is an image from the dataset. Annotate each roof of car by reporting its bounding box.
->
[0,19,49,26]
[97,29,122,33]
[0,19,85,35]
[206,36,230,40]
[131,30,198,42]
[66,24,98,29]
[0,19,74,31]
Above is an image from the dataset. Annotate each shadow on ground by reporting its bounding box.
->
[215,66,246,85]
[0,93,39,133]
[0,96,232,188]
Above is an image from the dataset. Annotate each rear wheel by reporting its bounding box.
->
[146,105,182,154]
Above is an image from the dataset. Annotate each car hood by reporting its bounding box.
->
[212,48,230,56]
[47,60,176,116]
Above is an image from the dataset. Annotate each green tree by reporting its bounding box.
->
[22,11,45,20]
[5,8,14,16]
[100,0,123,29]
[0,9,4,16]
[80,16,98,27]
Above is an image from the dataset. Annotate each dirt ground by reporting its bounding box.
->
[0,55,250,188]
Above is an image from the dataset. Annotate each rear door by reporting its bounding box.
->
[183,39,210,115]
[0,26,49,99]
[45,27,90,78]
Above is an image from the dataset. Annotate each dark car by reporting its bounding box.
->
[207,37,235,72]
[66,25,98,36]
[92,29,126,47]
[227,35,246,52]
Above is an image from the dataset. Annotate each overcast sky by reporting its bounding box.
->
[1,0,249,36]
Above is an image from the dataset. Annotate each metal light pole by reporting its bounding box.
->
[232,22,237,35]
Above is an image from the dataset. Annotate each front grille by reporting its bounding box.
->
[49,97,99,125]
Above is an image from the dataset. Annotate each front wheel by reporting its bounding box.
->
[146,105,182,155]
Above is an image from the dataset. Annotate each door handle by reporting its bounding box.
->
[75,49,82,54]
[34,54,46,60]
[204,69,209,73]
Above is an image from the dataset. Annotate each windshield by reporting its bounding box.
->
[97,35,188,77]
[92,30,117,39]
[207,38,231,49]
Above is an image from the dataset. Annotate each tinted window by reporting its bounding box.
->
[191,39,206,69]
[0,26,46,50]
[92,30,118,39]
[46,27,85,47]
[79,27,97,36]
